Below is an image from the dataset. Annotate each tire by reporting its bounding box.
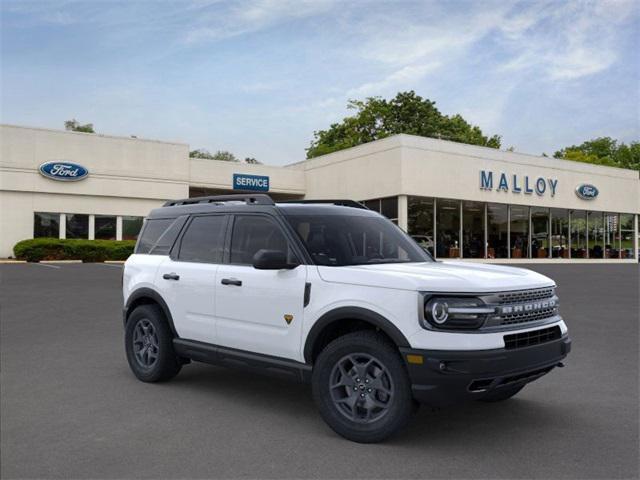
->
[312,331,414,443]
[125,304,182,382]
[478,384,524,402]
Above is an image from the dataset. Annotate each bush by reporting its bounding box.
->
[13,238,136,262]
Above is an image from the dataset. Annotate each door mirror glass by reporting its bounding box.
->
[252,249,298,270]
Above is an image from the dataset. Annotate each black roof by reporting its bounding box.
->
[147,194,374,219]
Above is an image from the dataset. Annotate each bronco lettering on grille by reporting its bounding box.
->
[499,298,556,315]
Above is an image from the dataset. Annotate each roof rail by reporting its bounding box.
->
[278,199,369,210]
[163,194,275,207]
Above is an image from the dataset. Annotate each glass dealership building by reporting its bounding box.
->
[1,124,638,262]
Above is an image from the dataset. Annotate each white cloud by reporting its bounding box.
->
[183,0,337,43]
[498,0,637,80]
[347,63,440,97]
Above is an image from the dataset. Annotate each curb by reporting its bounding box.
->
[0,259,27,264]
[104,260,126,264]
[40,260,83,264]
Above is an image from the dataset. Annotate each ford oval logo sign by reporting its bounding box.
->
[575,184,598,200]
[39,161,89,182]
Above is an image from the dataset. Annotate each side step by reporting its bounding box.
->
[173,338,312,383]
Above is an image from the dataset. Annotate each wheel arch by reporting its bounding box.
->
[303,307,410,364]
[124,288,178,338]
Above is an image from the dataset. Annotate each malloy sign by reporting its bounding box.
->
[480,170,558,197]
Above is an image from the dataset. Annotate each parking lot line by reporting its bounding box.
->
[32,262,61,269]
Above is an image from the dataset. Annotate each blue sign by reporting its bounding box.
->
[480,170,558,197]
[39,161,89,182]
[575,184,599,200]
[233,173,269,192]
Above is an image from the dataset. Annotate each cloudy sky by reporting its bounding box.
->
[1,0,638,164]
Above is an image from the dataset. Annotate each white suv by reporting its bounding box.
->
[123,194,571,443]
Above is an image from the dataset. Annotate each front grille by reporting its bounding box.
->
[504,326,561,350]
[497,287,555,305]
[500,306,558,325]
[494,287,558,326]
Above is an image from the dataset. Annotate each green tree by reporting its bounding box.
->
[212,150,238,162]
[306,91,501,158]
[64,119,94,133]
[189,149,239,162]
[190,149,215,159]
[554,137,640,171]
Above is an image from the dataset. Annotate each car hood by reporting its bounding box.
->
[316,261,555,293]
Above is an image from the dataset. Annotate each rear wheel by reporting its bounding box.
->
[312,331,413,443]
[125,304,181,382]
[478,384,524,402]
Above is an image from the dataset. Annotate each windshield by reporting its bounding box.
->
[284,213,432,266]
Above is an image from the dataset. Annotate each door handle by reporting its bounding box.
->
[163,273,180,281]
[221,278,242,286]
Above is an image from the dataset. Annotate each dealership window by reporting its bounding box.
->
[436,199,460,258]
[531,207,550,258]
[34,212,59,238]
[570,210,587,258]
[95,215,117,240]
[603,213,620,259]
[510,206,529,258]
[551,209,569,258]
[65,214,89,239]
[122,216,144,240]
[363,197,398,224]
[407,196,434,255]
[462,201,484,258]
[487,203,508,259]
[588,212,604,258]
[620,214,635,259]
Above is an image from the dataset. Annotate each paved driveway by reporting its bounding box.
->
[1,263,638,479]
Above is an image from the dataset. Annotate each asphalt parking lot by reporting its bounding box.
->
[1,263,638,479]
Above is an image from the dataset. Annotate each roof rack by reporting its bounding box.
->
[278,199,369,210]
[163,194,275,207]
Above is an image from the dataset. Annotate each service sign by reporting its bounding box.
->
[39,161,89,182]
[233,173,269,192]
[575,184,599,200]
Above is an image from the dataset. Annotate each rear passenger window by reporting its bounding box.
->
[136,218,172,254]
[136,217,187,255]
[230,215,292,265]
[178,215,226,263]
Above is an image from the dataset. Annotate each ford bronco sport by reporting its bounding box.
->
[123,194,571,443]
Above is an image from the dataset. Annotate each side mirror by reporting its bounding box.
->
[252,249,298,270]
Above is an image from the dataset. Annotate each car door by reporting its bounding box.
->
[215,214,307,361]
[156,214,228,344]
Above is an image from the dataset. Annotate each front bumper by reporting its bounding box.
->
[400,334,571,406]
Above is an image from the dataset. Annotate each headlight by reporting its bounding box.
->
[423,296,495,330]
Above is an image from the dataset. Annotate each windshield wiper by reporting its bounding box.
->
[363,258,415,265]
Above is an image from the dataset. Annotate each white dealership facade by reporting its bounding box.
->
[1,124,638,261]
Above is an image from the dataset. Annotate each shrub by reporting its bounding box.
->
[13,238,136,262]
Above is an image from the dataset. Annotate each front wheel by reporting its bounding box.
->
[312,331,414,443]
